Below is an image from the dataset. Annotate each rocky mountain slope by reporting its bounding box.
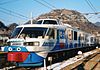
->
[37,9,100,34]
[0,21,7,29]
[95,22,100,26]
[0,21,8,35]
[0,21,18,36]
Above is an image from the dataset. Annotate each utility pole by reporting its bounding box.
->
[31,12,33,24]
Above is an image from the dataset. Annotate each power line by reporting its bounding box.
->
[82,12,100,15]
[87,0,97,11]
[85,0,97,13]
[0,7,29,19]
[33,0,53,10]
[84,0,99,21]
[0,9,24,19]
[42,0,56,9]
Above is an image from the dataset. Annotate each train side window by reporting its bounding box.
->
[74,31,77,40]
[68,30,73,40]
[71,30,73,40]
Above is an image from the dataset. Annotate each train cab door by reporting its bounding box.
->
[58,29,66,49]
[73,30,78,48]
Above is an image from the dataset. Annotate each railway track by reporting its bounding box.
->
[62,48,100,70]
[83,53,100,70]
[0,48,100,70]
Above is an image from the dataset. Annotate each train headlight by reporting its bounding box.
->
[24,42,40,46]
[24,42,33,46]
[17,47,21,51]
[34,42,40,46]
[8,47,12,51]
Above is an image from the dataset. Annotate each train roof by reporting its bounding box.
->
[37,18,59,25]
[16,19,94,36]
[37,18,57,21]
[16,24,67,29]
[63,24,72,27]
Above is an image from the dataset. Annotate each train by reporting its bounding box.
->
[1,19,97,67]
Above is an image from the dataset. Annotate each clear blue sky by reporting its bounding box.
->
[0,0,100,25]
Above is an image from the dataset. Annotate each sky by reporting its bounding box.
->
[0,0,100,25]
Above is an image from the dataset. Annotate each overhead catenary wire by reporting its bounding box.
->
[87,0,100,20]
[0,0,29,23]
[87,0,97,12]
[84,0,99,21]
[82,12,100,15]
[0,7,29,19]
[33,0,53,10]
[0,9,24,19]
[42,0,56,9]
[85,0,97,13]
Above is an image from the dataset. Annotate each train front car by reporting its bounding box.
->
[2,19,58,67]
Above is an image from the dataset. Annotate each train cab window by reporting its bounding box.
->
[74,31,77,40]
[36,20,42,24]
[11,27,55,39]
[43,20,57,24]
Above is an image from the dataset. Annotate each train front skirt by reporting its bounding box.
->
[8,52,44,67]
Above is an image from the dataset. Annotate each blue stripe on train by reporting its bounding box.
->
[18,52,44,66]
[4,46,28,52]
[23,52,44,63]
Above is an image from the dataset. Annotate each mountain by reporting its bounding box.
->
[37,9,100,34]
[0,21,7,29]
[0,21,8,35]
[8,23,18,30]
[0,22,18,36]
[95,22,100,26]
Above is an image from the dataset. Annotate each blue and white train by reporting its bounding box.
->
[1,19,97,67]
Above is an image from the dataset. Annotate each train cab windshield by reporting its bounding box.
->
[36,20,58,24]
[11,27,55,39]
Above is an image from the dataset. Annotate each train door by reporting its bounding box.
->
[73,30,78,48]
[58,29,66,49]
[78,32,85,47]
[78,33,81,48]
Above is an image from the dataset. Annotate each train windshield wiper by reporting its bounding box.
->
[17,27,24,38]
